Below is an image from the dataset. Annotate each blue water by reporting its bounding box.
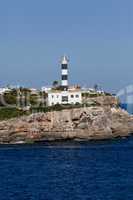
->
[0,138,133,200]
[120,103,133,114]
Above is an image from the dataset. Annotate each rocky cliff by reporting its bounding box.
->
[0,96,133,144]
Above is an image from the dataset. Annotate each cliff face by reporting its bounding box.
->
[0,96,133,144]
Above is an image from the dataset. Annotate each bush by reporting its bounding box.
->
[0,108,28,120]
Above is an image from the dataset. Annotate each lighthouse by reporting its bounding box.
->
[46,55,82,106]
[61,55,69,90]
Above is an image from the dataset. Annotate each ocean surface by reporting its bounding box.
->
[0,138,133,200]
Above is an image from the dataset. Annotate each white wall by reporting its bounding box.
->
[62,69,68,75]
[48,92,62,106]
[68,92,82,104]
[61,80,68,86]
[47,91,82,106]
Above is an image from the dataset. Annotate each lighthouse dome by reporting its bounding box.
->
[61,55,69,64]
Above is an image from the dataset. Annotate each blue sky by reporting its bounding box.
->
[0,0,132,92]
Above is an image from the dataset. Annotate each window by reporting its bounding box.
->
[52,95,54,98]
[57,95,59,98]
[62,75,68,80]
[62,96,68,102]
[62,64,67,69]
[76,94,79,98]
[71,95,74,98]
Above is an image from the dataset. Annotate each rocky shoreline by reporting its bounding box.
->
[0,96,132,144]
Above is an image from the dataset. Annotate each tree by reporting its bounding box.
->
[52,81,59,88]
[94,84,98,91]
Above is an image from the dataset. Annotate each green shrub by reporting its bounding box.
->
[0,108,28,120]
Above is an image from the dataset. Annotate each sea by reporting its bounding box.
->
[0,138,133,200]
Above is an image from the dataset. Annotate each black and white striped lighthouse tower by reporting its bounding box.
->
[61,55,69,90]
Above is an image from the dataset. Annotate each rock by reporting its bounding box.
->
[0,96,132,143]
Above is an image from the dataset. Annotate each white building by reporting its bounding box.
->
[41,86,52,93]
[0,87,11,94]
[47,89,82,106]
